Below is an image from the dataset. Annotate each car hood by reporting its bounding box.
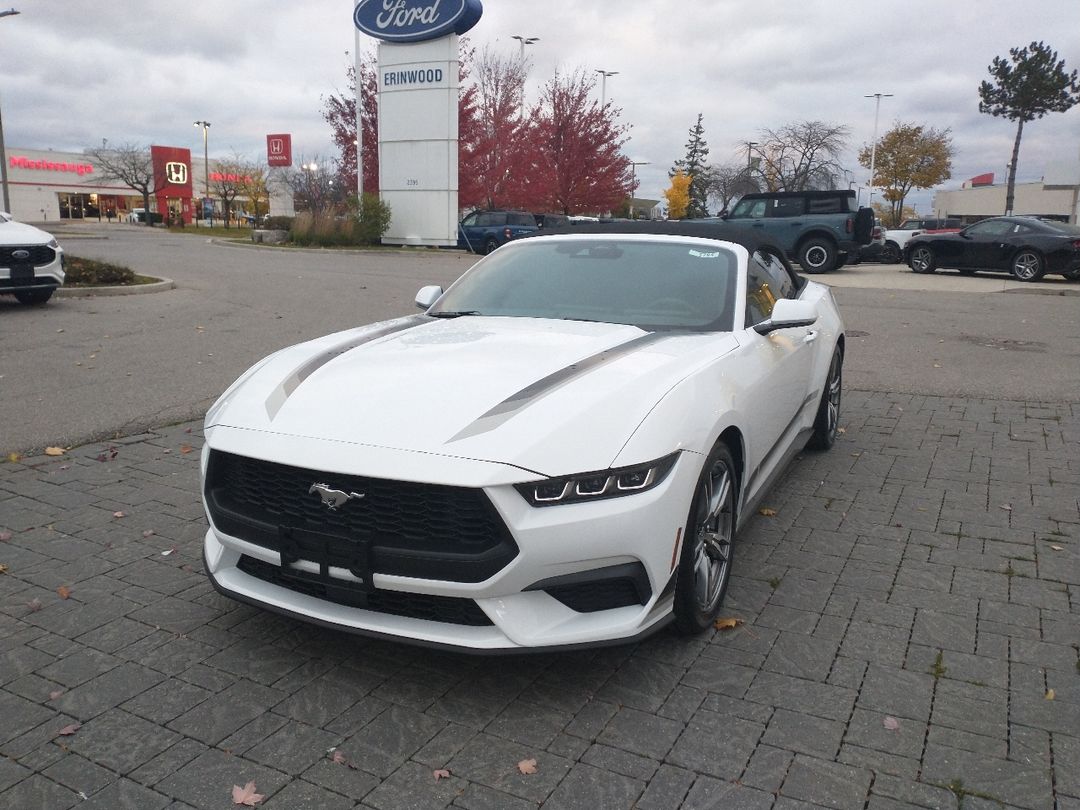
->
[208,315,737,476]
[0,220,56,246]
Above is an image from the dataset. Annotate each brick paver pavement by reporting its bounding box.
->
[1,391,1077,809]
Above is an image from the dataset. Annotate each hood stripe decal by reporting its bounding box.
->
[448,331,671,443]
[265,315,431,420]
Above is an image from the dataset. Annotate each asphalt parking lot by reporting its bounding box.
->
[1,226,1078,809]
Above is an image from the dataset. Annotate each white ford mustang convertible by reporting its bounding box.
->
[201,223,844,651]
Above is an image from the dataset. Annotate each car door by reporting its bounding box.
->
[457,212,479,249]
[739,251,814,493]
[960,219,1015,268]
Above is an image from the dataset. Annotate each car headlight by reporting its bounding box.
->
[47,238,59,248]
[515,452,680,507]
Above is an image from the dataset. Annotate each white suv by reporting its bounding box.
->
[0,213,65,304]
[881,218,961,263]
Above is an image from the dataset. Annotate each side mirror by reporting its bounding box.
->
[415,285,443,310]
[753,298,819,335]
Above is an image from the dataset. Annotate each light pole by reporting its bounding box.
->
[193,120,211,226]
[354,1,363,199]
[596,69,618,107]
[511,34,539,59]
[629,160,649,219]
[0,8,21,216]
[864,92,892,209]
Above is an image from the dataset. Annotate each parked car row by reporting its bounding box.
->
[457,210,571,254]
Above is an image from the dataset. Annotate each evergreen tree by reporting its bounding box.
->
[978,41,1079,215]
[671,114,710,218]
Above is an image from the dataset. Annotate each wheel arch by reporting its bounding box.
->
[795,230,839,253]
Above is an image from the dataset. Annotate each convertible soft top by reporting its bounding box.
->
[518,220,789,259]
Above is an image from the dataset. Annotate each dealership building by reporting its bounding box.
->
[931,157,1080,224]
[3,145,293,224]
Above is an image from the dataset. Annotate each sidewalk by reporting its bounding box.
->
[1,392,1077,809]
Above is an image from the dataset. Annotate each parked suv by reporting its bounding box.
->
[881,217,961,263]
[458,210,538,254]
[0,213,65,305]
[724,190,874,273]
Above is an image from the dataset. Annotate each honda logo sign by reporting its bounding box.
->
[266,134,292,167]
[165,162,188,185]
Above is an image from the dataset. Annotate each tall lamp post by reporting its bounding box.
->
[354,1,363,199]
[511,34,539,59]
[864,92,892,209]
[0,8,21,216]
[193,120,211,226]
[596,69,618,107]
[629,160,650,218]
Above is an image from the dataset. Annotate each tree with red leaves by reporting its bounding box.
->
[322,52,379,195]
[527,70,631,215]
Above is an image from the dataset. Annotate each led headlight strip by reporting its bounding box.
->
[515,452,680,507]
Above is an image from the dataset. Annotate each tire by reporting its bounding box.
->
[1063,267,1080,281]
[1011,250,1045,282]
[909,246,936,274]
[14,288,54,305]
[798,238,837,274]
[673,443,736,634]
[880,242,901,264]
[807,346,842,451]
[483,237,500,255]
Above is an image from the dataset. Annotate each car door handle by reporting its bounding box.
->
[803,331,818,344]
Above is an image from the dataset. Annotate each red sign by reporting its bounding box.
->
[267,134,292,167]
[150,145,193,196]
[10,156,94,176]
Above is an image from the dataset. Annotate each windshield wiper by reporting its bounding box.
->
[429,310,482,318]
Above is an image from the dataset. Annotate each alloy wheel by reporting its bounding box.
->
[691,459,733,612]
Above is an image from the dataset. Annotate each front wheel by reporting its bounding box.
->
[798,238,837,274]
[880,242,901,264]
[1011,250,1045,282]
[483,237,500,255]
[1063,267,1080,281]
[807,346,842,450]
[909,246,936,273]
[14,288,54,305]
[673,444,736,634]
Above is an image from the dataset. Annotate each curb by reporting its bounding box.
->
[211,237,472,258]
[57,277,175,298]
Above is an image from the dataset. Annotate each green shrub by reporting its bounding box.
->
[287,195,392,247]
[64,256,136,286]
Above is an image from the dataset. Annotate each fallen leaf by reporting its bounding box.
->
[231,781,265,806]
[56,722,81,737]
[433,768,452,781]
[883,716,900,730]
[6,452,21,463]
[113,511,126,519]
[0,530,12,541]
[714,617,744,631]
[161,546,175,556]
[1045,689,1055,701]
[57,585,72,599]
[27,598,43,612]
[49,689,64,700]
[758,507,777,517]
[144,530,156,538]
[330,750,347,765]
[999,504,1013,512]
[0,564,8,574]
[44,447,65,456]
[1049,545,1063,551]
[836,427,846,435]
[179,444,193,454]
[185,427,193,434]
[94,453,108,462]
[59,464,71,471]
[517,758,538,775]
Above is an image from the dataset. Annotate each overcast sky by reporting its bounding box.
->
[2,0,1077,212]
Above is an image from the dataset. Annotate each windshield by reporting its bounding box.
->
[431,237,738,331]
[1037,220,1080,236]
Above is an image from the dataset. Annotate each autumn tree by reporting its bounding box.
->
[322,51,380,195]
[236,161,270,223]
[279,156,343,213]
[754,121,849,191]
[208,158,249,227]
[671,114,710,217]
[528,69,631,215]
[84,143,161,225]
[858,123,953,226]
[463,46,531,209]
[871,201,915,229]
[664,170,691,219]
[978,41,1080,215]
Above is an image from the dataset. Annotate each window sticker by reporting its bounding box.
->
[688,250,720,258]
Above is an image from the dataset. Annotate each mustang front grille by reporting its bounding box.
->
[205,450,518,583]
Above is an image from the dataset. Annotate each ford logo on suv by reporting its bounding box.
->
[353,0,483,43]
[12,249,31,260]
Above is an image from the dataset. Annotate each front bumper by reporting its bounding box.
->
[201,442,702,651]
[0,252,65,294]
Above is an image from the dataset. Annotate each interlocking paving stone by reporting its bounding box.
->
[2,396,1078,807]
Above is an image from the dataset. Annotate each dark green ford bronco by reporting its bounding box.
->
[725,190,875,273]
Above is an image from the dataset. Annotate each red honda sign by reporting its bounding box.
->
[150,145,193,196]
[267,134,292,167]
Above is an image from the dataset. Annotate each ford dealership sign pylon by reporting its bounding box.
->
[353,0,483,43]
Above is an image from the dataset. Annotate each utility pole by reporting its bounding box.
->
[194,121,211,226]
[0,8,21,215]
[354,1,363,199]
[864,92,892,209]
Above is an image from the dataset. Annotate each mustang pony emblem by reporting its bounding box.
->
[308,482,365,510]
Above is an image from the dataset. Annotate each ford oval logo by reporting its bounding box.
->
[12,249,31,260]
[353,0,483,43]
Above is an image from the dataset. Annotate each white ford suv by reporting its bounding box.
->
[0,213,65,304]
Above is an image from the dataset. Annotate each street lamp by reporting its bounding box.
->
[193,120,211,225]
[511,34,539,59]
[0,7,21,216]
[864,92,892,209]
[354,2,363,199]
[629,160,650,219]
[596,69,618,107]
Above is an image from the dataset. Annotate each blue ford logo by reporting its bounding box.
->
[353,0,483,43]
[12,249,30,260]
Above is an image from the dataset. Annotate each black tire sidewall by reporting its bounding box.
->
[808,346,842,451]
[800,239,836,274]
